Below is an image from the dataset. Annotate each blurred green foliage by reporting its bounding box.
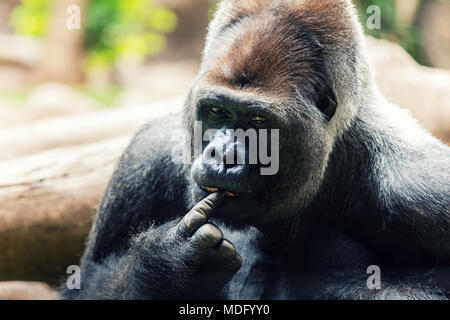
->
[354,0,426,64]
[84,0,177,68]
[9,0,50,36]
[9,0,178,68]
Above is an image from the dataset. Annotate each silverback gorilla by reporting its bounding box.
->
[62,0,450,300]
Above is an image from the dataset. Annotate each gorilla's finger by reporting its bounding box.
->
[177,192,226,237]
[191,192,226,218]
[191,223,223,248]
[178,210,208,237]
[215,239,242,271]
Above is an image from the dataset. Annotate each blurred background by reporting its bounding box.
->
[0,0,449,299]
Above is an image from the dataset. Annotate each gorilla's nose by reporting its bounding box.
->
[202,132,247,168]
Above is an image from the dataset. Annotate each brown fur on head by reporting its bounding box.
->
[222,0,357,47]
[195,0,374,137]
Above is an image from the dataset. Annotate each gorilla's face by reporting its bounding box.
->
[186,83,336,227]
[184,9,339,226]
[188,87,282,223]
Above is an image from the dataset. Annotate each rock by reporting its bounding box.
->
[24,82,100,120]
[0,281,59,300]
[366,36,450,144]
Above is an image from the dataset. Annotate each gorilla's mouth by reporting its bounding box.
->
[192,183,254,222]
[200,185,237,197]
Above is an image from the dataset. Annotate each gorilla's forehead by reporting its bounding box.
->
[205,16,318,96]
[203,0,355,97]
[223,0,352,31]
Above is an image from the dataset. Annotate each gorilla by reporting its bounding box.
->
[62,0,450,300]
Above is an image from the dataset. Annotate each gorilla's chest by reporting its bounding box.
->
[223,227,280,299]
[219,223,377,299]
[220,225,305,299]
[223,231,316,299]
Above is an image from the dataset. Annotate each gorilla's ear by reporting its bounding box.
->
[317,86,337,120]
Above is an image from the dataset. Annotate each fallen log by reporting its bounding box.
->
[0,136,131,283]
[0,95,184,161]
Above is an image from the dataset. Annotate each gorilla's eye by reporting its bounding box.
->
[210,106,227,116]
[317,87,338,120]
[251,116,267,125]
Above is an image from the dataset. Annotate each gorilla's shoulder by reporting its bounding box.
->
[109,113,187,204]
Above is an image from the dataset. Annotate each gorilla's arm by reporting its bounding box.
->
[61,116,187,299]
[367,124,450,264]
[63,203,241,300]
[334,112,450,265]
[84,116,188,263]
[63,220,190,300]
[301,226,450,300]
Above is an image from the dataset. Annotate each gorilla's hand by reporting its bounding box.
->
[133,192,242,299]
[177,192,243,293]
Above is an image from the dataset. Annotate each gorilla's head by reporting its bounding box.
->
[183,0,373,227]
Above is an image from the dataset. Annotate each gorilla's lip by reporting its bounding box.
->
[192,170,253,196]
[200,185,237,197]
[192,184,252,221]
